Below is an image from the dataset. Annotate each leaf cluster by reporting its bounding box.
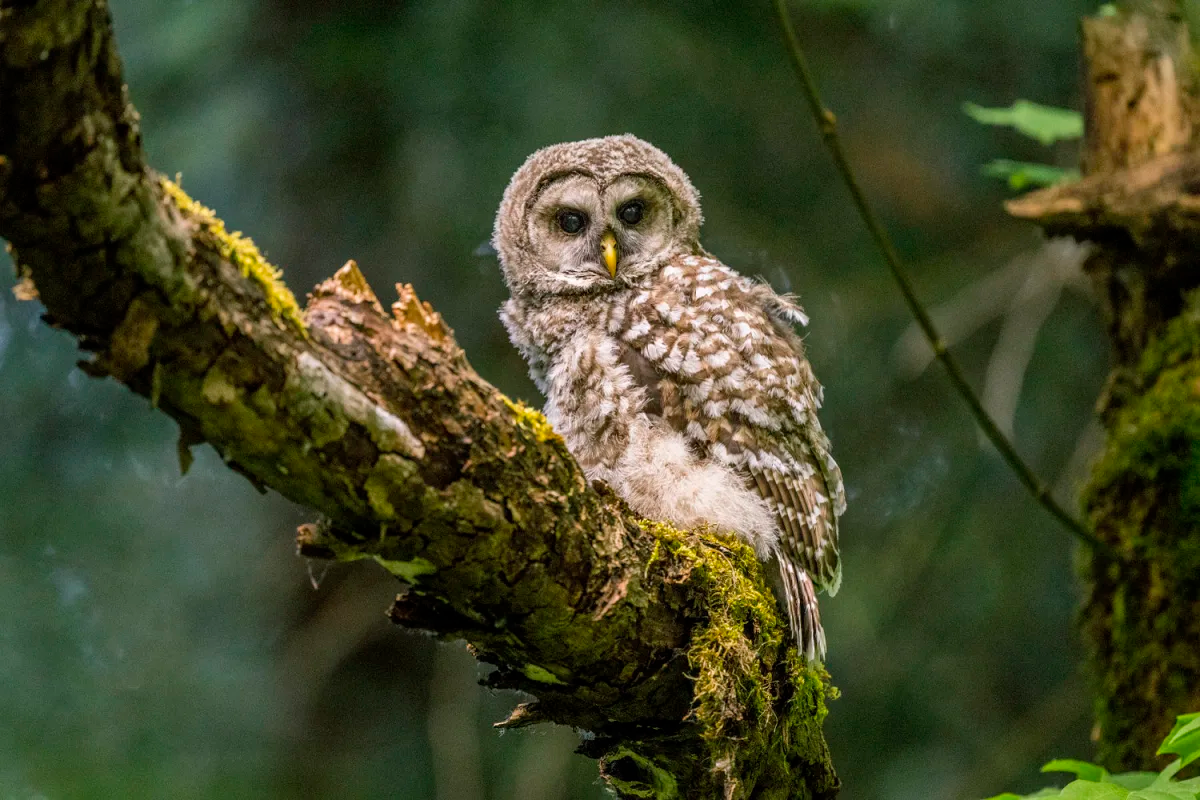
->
[985,714,1200,800]
[963,100,1082,190]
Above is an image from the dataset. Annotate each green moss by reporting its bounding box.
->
[636,518,836,789]
[603,747,680,799]
[365,454,422,520]
[372,555,436,583]
[639,519,783,735]
[1082,289,1200,768]
[159,176,306,332]
[1138,290,1200,381]
[1088,371,1200,507]
[1087,290,1200,529]
[502,396,561,443]
[520,663,566,685]
[0,2,91,68]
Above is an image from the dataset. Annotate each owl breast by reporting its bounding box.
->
[500,258,819,562]
[501,291,660,473]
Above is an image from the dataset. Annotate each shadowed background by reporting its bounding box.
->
[0,1,1108,798]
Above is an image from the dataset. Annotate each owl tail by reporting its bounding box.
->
[771,554,826,663]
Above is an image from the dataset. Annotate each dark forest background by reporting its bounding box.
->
[0,1,1109,798]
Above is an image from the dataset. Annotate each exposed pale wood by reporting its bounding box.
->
[1082,8,1195,175]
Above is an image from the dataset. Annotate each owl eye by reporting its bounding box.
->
[618,200,644,226]
[556,209,587,235]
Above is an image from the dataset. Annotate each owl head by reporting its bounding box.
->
[493,135,704,297]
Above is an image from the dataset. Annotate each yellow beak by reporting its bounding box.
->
[601,230,618,277]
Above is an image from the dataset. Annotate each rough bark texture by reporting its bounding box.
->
[1007,0,1200,770]
[0,2,839,797]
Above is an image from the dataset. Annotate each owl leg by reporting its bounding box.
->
[768,552,826,662]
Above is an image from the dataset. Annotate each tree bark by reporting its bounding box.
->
[0,2,838,797]
[1007,0,1200,770]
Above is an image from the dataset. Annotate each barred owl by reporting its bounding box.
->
[493,135,845,660]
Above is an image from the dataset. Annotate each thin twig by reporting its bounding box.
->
[773,0,1113,556]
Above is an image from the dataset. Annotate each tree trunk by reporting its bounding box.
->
[0,2,838,797]
[1007,0,1200,770]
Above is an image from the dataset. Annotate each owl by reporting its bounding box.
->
[493,135,845,661]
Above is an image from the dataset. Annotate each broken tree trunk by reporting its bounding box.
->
[0,1,837,797]
[1007,0,1200,770]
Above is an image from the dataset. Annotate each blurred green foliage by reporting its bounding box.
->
[983,713,1200,799]
[1,1,1111,798]
[965,101,1082,188]
[980,160,1081,191]
[963,101,1083,147]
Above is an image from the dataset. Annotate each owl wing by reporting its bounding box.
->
[617,255,844,595]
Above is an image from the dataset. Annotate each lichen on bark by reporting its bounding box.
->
[159,176,306,332]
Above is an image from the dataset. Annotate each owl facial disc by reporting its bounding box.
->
[493,134,704,297]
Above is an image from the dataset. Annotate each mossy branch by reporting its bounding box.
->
[0,1,838,796]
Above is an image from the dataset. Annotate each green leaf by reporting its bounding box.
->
[1044,761,1110,782]
[1128,790,1200,800]
[1159,713,1200,768]
[980,160,1080,190]
[964,100,1084,146]
[1059,780,1130,799]
[1155,759,1184,785]
[1097,3,1119,17]
[1170,777,1200,793]
[983,715,1200,800]
[1110,773,1161,790]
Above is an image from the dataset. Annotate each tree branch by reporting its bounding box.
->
[0,2,837,796]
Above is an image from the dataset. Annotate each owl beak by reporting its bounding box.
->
[600,230,619,277]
